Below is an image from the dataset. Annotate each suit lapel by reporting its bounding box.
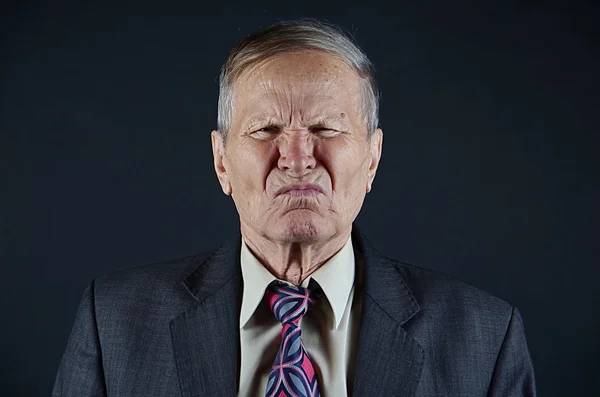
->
[170,239,242,397]
[352,227,425,397]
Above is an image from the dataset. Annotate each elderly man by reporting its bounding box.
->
[53,20,536,397]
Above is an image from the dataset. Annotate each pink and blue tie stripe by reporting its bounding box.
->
[264,283,321,397]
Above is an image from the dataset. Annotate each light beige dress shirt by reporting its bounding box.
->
[238,236,362,397]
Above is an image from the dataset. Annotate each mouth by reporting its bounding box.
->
[275,183,325,197]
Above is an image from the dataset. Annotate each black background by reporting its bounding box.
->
[1,1,599,396]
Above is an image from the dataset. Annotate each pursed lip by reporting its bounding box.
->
[275,183,325,197]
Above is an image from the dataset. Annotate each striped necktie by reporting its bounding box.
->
[264,282,321,397]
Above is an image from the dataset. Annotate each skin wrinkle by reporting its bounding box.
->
[211,50,383,285]
[221,48,378,142]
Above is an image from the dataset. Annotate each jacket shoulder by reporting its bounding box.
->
[90,250,215,314]
[393,259,514,325]
[386,259,533,394]
[96,251,212,289]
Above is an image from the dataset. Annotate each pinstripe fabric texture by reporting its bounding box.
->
[52,225,537,396]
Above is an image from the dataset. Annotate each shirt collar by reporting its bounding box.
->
[239,235,355,330]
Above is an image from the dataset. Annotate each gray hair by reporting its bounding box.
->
[217,19,380,143]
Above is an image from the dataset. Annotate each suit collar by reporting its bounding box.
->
[178,224,420,324]
[352,225,420,325]
[180,238,242,303]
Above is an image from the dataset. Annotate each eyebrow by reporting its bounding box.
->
[303,116,349,129]
[242,115,350,131]
[242,115,283,132]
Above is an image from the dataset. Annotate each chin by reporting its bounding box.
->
[274,211,333,243]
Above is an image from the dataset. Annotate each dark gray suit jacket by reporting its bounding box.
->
[53,226,536,396]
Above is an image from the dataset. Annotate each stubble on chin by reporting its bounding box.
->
[280,218,319,242]
[269,207,332,243]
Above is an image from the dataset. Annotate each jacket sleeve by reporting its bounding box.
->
[487,306,537,397]
[52,281,107,397]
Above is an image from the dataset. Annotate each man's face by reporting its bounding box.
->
[212,50,382,243]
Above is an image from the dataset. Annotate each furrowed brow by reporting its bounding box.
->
[243,115,281,131]
[305,116,349,130]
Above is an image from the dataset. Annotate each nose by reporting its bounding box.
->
[277,132,317,177]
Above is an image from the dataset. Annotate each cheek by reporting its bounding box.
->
[229,144,273,193]
[322,141,368,195]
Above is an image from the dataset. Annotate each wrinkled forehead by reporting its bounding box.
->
[232,51,363,121]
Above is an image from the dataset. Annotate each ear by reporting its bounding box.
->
[366,128,383,193]
[211,130,232,195]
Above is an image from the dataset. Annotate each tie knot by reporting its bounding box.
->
[264,283,319,325]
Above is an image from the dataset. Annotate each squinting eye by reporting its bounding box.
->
[313,128,341,137]
[258,126,279,133]
[250,126,279,139]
